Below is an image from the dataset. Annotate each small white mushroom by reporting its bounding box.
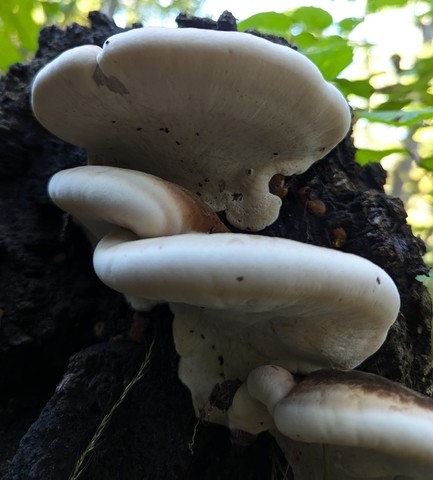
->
[227,365,296,434]
[246,365,296,415]
[272,368,433,479]
[227,383,275,434]
[92,231,400,420]
[32,27,351,231]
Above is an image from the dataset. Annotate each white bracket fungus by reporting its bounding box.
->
[92,230,400,425]
[48,165,229,239]
[32,26,351,231]
[32,24,412,480]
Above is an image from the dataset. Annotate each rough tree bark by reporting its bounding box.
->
[0,11,431,480]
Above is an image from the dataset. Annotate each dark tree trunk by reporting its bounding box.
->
[1,11,431,480]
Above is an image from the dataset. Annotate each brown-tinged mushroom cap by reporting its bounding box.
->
[93,231,400,419]
[31,27,351,231]
[48,165,228,239]
[273,369,433,479]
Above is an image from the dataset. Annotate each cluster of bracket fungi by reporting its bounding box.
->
[31,24,433,479]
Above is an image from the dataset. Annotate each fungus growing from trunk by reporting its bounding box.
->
[31,22,408,479]
[31,26,351,231]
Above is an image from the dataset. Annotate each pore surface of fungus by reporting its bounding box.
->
[31,26,351,231]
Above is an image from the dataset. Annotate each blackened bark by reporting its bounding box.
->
[0,11,431,480]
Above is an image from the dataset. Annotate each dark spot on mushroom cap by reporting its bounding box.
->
[376,277,381,285]
[218,180,226,193]
[232,193,243,201]
[218,355,224,366]
[93,65,130,95]
[236,276,244,282]
[209,379,242,411]
[200,333,205,340]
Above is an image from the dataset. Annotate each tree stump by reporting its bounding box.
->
[0,11,431,480]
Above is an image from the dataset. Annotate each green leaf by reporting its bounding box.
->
[337,17,363,33]
[334,78,374,99]
[290,6,333,32]
[374,99,412,110]
[0,28,22,69]
[238,12,292,36]
[40,1,64,19]
[357,108,433,126]
[419,156,433,172]
[302,36,353,80]
[367,0,410,13]
[0,0,39,52]
[293,31,316,48]
[356,148,406,165]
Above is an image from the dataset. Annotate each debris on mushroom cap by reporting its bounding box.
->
[48,165,229,239]
[31,27,351,231]
[272,368,433,479]
[93,230,400,418]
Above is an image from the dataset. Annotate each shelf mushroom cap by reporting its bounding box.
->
[93,230,400,418]
[272,369,433,479]
[48,165,229,239]
[31,26,351,231]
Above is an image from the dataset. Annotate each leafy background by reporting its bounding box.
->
[2,0,433,267]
